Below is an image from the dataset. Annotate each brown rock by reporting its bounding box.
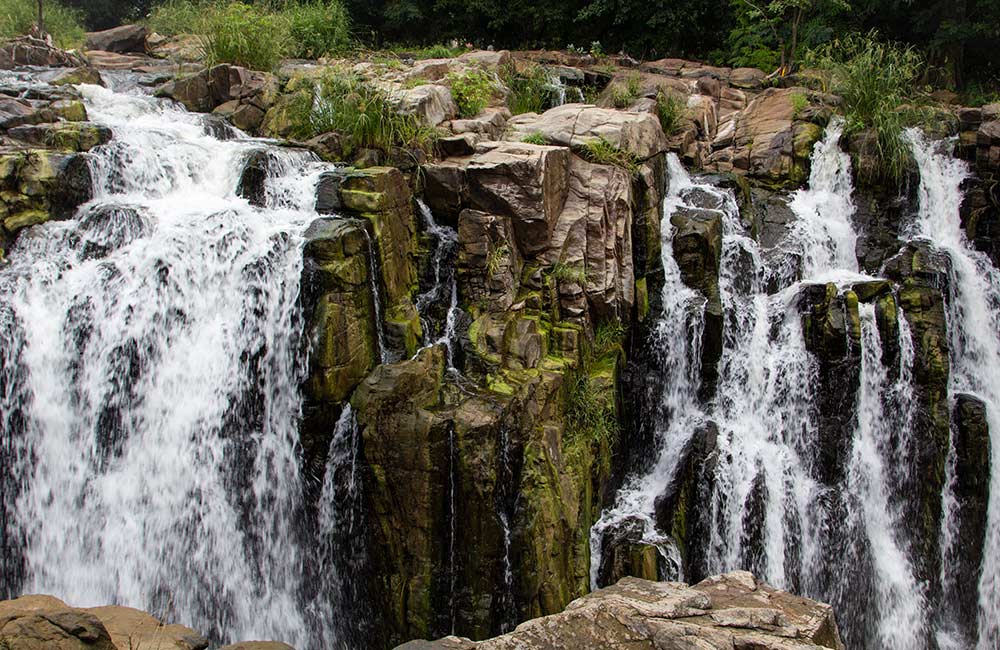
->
[0,595,115,650]
[85,605,208,650]
[85,25,148,54]
[506,104,668,160]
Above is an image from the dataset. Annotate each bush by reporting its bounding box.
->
[609,74,642,109]
[145,0,205,35]
[655,91,683,135]
[201,2,289,70]
[448,68,495,118]
[390,43,464,60]
[503,64,556,115]
[285,0,351,59]
[288,71,438,153]
[0,0,85,48]
[807,31,923,183]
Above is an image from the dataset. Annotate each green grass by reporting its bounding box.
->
[551,261,587,285]
[390,43,464,59]
[581,136,639,174]
[521,132,547,145]
[655,91,683,135]
[609,74,642,109]
[147,0,351,67]
[503,63,555,115]
[0,0,85,48]
[285,71,439,153]
[807,31,924,183]
[565,320,625,449]
[449,68,495,118]
[486,244,509,278]
[791,92,809,119]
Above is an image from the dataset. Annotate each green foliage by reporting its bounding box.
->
[521,132,547,145]
[0,0,85,48]
[609,73,642,108]
[581,137,639,174]
[551,261,587,285]
[807,31,923,182]
[790,91,808,118]
[146,0,205,35]
[655,91,684,135]
[565,319,625,449]
[593,320,625,356]
[486,244,509,278]
[726,0,850,71]
[390,43,464,59]
[286,71,439,152]
[201,2,288,70]
[284,1,352,58]
[503,64,556,115]
[448,68,495,118]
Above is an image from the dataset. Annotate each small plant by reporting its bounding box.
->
[521,132,547,145]
[449,68,496,118]
[609,74,642,109]
[565,362,619,448]
[581,85,603,104]
[392,43,464,59]
[201,2,289,71]
[790,91,809,119]
[551,261,587,285]
[593,320,625,357]
[589,41,605,58]
[486,244,510,278]
[655,91,684,135]
[284,0,352,59]
[581,137,639,174]
[503,64,556,115]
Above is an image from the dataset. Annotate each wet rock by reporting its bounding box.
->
[949,393,991,638]
[49,67,104,87]
[236,150,270,207]
[596,518,662,585]
[7,122,112,152]
[85,25,149,54]
[219,644,295,650]
[399,572,843,650]
[0,36,87,69]
[156,65,278,121]
[0,594,115,650]
[506,104,668,160]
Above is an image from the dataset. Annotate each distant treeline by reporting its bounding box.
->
[60,0,1000,89]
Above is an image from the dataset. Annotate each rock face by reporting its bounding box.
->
[395,572,843,650]
[0,37,87,69]
[507,104,668,160]
[0,595,115,650]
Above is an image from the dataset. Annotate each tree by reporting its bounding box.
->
[730,0,849,73]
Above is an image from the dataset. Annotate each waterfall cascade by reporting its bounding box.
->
[0,82,349,648]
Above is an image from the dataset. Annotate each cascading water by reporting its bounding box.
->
[905,129,1000,650]
[0,82,349,648]
[593,119,935,649]
[415,199,460,368]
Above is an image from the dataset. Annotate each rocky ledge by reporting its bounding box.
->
[397,572,843,650]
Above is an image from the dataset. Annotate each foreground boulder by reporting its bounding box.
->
[396,572,843,650]
[0,595,115,650]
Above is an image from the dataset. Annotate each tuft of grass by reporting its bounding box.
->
[0,0,84,48]
[655,91,684,135]
[200,2,288,70]
[609,73,642,109]
[486,244,509,278]
[806,31,924,183]
[390,43,464,60]
[565,319,626,450]
[521,132,547,145]
[284,0,352,59]
[581,136,639,174]
[286,72,439,153]
[593,320,625,357]
[790,91,809,119]
[551,261,587,285]
[503,63,556,115]
[448,68,495,118]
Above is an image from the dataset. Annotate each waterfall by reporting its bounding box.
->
[362,228,392,365]
[0,83,346,647]
[905,129,1000,650]
[593,121,935,649]
[414,199,460,368]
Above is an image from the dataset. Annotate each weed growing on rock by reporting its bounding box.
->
[486,244,510,278]
[449,68,496,118]
[655,91,684,136]
[790,91,809,119]
[521,132,547,145]
[551,262,587,285]
[201,2,289,70]
[581,137,639,174]
[503,64,556,115]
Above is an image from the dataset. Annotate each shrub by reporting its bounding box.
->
[393,43,463,60]
[201,2,289,70]
[609,73,642,109]
[285,0,351,59]
[581,136,638,174]
[790,91,809,119]
[145,0,205,36]
[486,244,509,278]
[521,132,546,145]
[655,91,683,135]
[807,31,924,183]
[0,0,85,48]
[448,68,495,118]
[503,64,555,115]
[289,72,439,152]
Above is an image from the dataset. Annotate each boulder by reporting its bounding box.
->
[156,65,278,118]
[84,605,208,650]
[506,104,668,160]
[0,37,87,69]
[49,67,104,87]
[219,644,295,650]
[85,25,148,54]
[396,84,457,127]
[396,573,843,650]
[7,122,112,152]
[0,594,115,650]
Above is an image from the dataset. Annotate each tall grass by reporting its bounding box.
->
[503,64,556,115]
[146,0,352,69]
[0,0,85,48]
[287,72,438,152]
[807,31,924,183]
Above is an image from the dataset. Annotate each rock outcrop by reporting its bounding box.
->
[395,572,843,650]
[85,25,149,55]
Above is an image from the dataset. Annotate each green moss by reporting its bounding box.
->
[635,277,650,321]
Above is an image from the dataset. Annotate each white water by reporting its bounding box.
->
[0,83,344,647]
[905,129,1000,650]
[593,122,932,648]
[415,199,460,368]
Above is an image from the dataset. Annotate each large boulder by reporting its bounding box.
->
[156,65,278,129]
[396,84,457,127]
[0,595,115,650]
[84,605,208,650]
[0,37,87,69]
[85,25,148,54]
[396,572,843,650]
[506,104,668,160]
